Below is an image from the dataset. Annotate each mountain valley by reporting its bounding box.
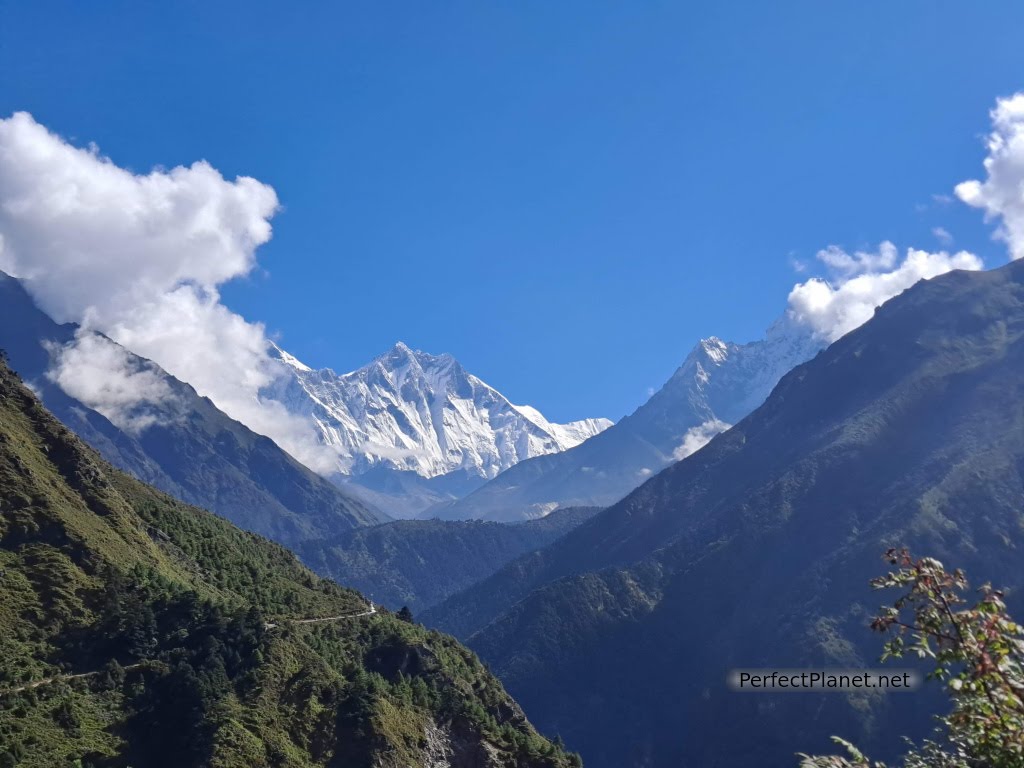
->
[298,506,601,613]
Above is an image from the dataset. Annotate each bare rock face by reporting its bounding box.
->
[422,720,455,768]
[419,718,507,768]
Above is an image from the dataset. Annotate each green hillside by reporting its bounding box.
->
[0,356,581,768]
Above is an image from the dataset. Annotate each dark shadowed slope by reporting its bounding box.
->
[0,357,581,768]
[299,506,600,612]
[0,272,387,547]
[425,261,1024,768]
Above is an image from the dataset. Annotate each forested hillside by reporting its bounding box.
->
[0,356,580,768]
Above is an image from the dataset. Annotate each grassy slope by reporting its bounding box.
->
[0,358,580,768]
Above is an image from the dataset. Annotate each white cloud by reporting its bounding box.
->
[0,113,277,321]
[673,418,731,461]
[932,226,953,246]
[786,242,982,343]
[779,95,1024,348]
[0,111,336,472]
[955,93,1024,261]
[45,331,180,434]
[815,241,898,278]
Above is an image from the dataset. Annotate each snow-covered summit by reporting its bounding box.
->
[661,316,825,427]
[267,341,613,481]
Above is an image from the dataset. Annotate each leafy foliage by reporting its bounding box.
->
[800,549,1024,768]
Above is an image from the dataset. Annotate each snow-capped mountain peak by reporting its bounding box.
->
[274,344,313,372]
[266,342,613,482]
[661,315,825,426]
[698,336,730,363]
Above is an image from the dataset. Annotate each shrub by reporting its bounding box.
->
[800,548,1024,767]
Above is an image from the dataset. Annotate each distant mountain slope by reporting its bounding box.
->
[0,356,581,768]
[298,506,601,613]
[0,272,387,547]
[432,317,823,521]
[266,342,612,515]
[334,463,492,521]
[425,261,1024,767]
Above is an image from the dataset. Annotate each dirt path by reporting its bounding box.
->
[265,601,376,630]
[3,603,377,694]
[3,663,144,694]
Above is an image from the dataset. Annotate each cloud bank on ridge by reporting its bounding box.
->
[786,242,983,342]
[0,112,336,472]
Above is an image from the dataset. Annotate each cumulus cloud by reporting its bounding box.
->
[0,111,336,472]
[0,112,277,321]
[778,94,1024,346]
[955,93,1024,261]
[673,418,731,461]
[45,331,180,434]
[786,242,982,343]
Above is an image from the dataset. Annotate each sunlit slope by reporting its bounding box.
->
[0,357,581,768]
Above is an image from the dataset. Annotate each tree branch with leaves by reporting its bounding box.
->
[800,548,1024,768]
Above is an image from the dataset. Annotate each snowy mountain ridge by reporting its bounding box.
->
[662,315,826,431]
[433,314,827,521]
[266,341,613,482]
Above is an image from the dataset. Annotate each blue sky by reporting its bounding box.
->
[2,1,1023,422]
